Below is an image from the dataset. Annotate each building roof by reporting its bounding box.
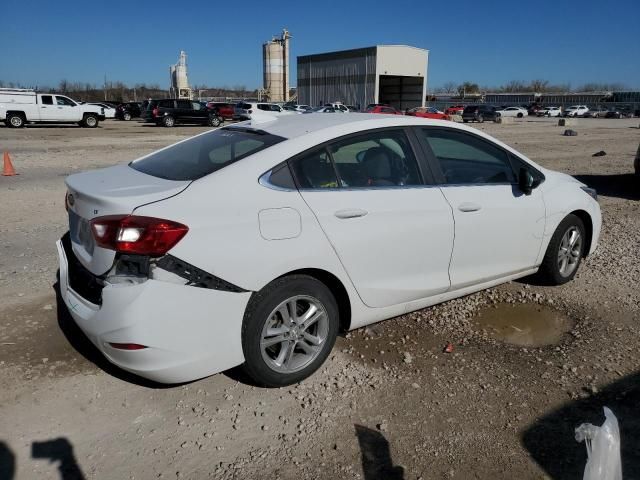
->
[298,44,427,61]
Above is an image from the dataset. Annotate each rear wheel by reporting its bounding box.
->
[123,112,132,121]
[537,214,586,285]
[208,115,221,127]
[241,275,339,387]
[477,115,484,123]
[6,113,25,128]
[162,116,175,127]
[517,112,523,118]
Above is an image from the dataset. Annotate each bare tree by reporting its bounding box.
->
[529,79,549,92]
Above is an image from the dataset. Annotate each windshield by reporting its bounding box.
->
[130,128,286,181]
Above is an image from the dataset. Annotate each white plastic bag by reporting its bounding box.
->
[575,406,622,480]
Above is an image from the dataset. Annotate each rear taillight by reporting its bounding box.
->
[108,342,147,350]
[152,107,159,117]
[90,215,188,256]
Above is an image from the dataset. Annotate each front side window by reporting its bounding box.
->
[55,96,76,106]
[421,129,515,185]
[130,128,285,181]
[191,101,202,110]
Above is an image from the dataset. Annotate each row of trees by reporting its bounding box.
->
[0,79,260,103]
[433,80,629,95]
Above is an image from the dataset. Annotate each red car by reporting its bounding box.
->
[406,107,449,120]
[444,105,465,115]
[206,102,235,120]
[365,105,403,115]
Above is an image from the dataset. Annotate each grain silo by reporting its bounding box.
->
[170,50,192,99]
[263,29,291,102]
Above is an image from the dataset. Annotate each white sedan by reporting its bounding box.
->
[497,106,529,118]
[538,106,562,117]
[57,114,601,386]
[88,103,115,119]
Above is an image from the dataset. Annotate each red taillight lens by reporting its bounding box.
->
[90,215,188,256]
[108,342,147,350]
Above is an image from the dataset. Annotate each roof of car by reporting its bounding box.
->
[227,113,448,140]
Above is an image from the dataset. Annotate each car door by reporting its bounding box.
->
[38,94,56,120]
[175,99,192,123]
[290,128,454,308]
[53,95,81,121]
[191,101,208,124]
[417,127,545,290]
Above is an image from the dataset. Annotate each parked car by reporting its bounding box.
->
[88,103,115,119]
[497,106,529,118]
[115,102,142,121]
[325,103,349,113]
[308,106,339,113]
[365,105,403,115]
[206,102,235,120]
[234,102,295,120]
[462,104,500,123]
[537,106,562,117]
[604,106,634,119]
[526,104,544,116]
[405,107,448,120]
[582,106,608,118]
[444,105,465,116]
[57,114,601,386]
[0,88,104,128]
[144,98,223,127]
[346,105,359,112]
[563,105,589,117]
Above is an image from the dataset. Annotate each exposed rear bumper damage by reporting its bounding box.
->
[56,233,252,383]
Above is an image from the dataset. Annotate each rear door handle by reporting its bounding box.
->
[458,202,482,212]
[334,209,368,219]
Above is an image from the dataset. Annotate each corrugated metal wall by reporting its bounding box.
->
[297,47,376,108]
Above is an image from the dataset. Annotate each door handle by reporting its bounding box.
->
[458,202,482,212]
[334,209,368,219]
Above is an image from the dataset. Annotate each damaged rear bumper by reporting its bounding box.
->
[56,235,252,383]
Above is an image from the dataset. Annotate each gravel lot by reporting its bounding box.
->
[0,117,639,480]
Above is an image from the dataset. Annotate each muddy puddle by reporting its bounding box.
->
[473,303,574,347]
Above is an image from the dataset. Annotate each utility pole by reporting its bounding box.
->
[104,74,107,101]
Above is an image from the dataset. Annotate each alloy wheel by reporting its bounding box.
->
[557,226,582,277]
[260,295,329,374]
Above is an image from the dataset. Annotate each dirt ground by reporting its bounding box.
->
[0,117,639,480]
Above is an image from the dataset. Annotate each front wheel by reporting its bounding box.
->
[162,116,175,127]
[537,214,586,285]
[82,114,99,128]
[477,115,484,123]
[123,112,132,121]
[241,275,339,387]
[517,112,523,118]
[208,115,222,127]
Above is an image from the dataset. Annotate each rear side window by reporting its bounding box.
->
[463,106,478,113]
[130,128,285,181]
[420,129,515,184]
[177,100,191,109]
[159,100,174,108]
[291,149,338,189]
[41,95,53,105]
[237,102,252,110]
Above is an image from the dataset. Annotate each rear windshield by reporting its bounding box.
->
[130,128,286,181]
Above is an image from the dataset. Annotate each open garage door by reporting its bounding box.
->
[378,75,424,111]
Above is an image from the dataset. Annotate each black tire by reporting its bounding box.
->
[81,114,99,128]
[162,116,175,127]
[537,214,586,285]
[241,275,339,387]
[208,115,222,127]
[517,112,523,118]
[6,113,25,128]
[462,119,469,123]
[123,112,132,121]
[477,115,484,123]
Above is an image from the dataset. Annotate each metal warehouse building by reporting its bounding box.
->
[297,45,428,110]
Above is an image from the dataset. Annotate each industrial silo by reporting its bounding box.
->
[263,30,290,102]
[169,50,191,99]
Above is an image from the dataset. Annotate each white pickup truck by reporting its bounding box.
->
[0,88,105,128]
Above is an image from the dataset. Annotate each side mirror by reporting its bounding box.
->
[518,168,534,195]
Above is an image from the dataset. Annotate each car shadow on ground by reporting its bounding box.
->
[355,425,405,480]
[521,371,640,479]
[573,174,639,201]
[53,280,174,389]
[1,437,86,480]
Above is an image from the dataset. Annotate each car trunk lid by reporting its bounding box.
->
[65,164,190,275]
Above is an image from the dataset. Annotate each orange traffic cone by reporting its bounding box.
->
[2,151,17,176]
